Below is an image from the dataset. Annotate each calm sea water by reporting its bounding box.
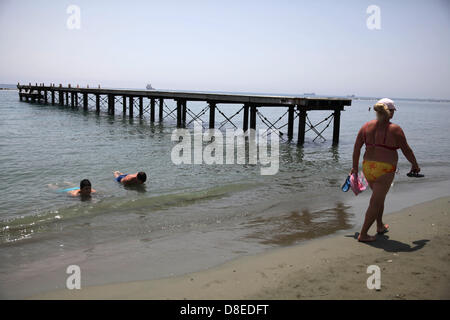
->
[1,89,449,298]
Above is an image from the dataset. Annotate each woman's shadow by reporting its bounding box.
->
[348,233,429,253]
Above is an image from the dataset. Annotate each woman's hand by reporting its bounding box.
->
[350,167,358,175]
[411,163,420,173]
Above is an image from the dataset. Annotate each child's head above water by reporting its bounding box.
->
[137,172,147,184]
[79,179,92,196]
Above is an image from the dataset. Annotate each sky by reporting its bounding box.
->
[0,0,449,99]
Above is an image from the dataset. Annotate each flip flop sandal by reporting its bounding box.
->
[407,172,424,178]
[377,224,389,234]
[358,235,377,242]
[341,175,351,192]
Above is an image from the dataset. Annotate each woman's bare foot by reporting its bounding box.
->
[377,223,389,234]
[358,234,377,242]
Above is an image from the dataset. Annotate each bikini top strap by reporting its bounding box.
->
[383,122,391,144]
[371,121,379,145]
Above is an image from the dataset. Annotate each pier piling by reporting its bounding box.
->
[287,105,295,141]
[332,108,341,146]
[297,108,307,145]
[182,100,187,128]
[250,105,257,130]
[83,93,88,110]
[108,94,114,115]
[209,102,216,129]
[150,98,155,123]
[96,94,100,114]
[139,97,143,118]
[159,98,164,122]
[243,103,249,132]
[176,100,182,128]
[129,96,133,118]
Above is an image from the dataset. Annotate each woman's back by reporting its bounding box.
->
[362,120,400,165]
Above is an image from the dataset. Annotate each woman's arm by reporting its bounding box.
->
[396,126,420,173]
[351,126,365,174]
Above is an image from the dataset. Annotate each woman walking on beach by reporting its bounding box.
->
[351,98,420,242]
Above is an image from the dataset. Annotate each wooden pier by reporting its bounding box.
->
[17,83,352,145]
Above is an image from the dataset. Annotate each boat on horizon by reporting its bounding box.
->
[146,84,155,90]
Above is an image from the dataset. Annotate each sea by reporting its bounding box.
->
[1,88,449,298]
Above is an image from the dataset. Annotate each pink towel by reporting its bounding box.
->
[350,173,367,196]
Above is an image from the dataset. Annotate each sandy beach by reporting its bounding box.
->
[31,196,450,300]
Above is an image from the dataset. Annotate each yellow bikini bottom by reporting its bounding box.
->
[362,160,396,182]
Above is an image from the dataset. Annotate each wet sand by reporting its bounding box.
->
[31,196,450,300]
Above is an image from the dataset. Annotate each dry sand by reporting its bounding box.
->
[31,196,450,300]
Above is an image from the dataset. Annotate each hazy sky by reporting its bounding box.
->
[1,0,449,98]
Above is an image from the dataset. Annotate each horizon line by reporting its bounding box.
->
[2,82,450,103]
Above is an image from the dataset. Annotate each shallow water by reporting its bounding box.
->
[1,89,449,298]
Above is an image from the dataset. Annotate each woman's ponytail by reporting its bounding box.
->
[373,102,390,121]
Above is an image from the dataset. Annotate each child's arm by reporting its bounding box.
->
[68,189,80,196]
